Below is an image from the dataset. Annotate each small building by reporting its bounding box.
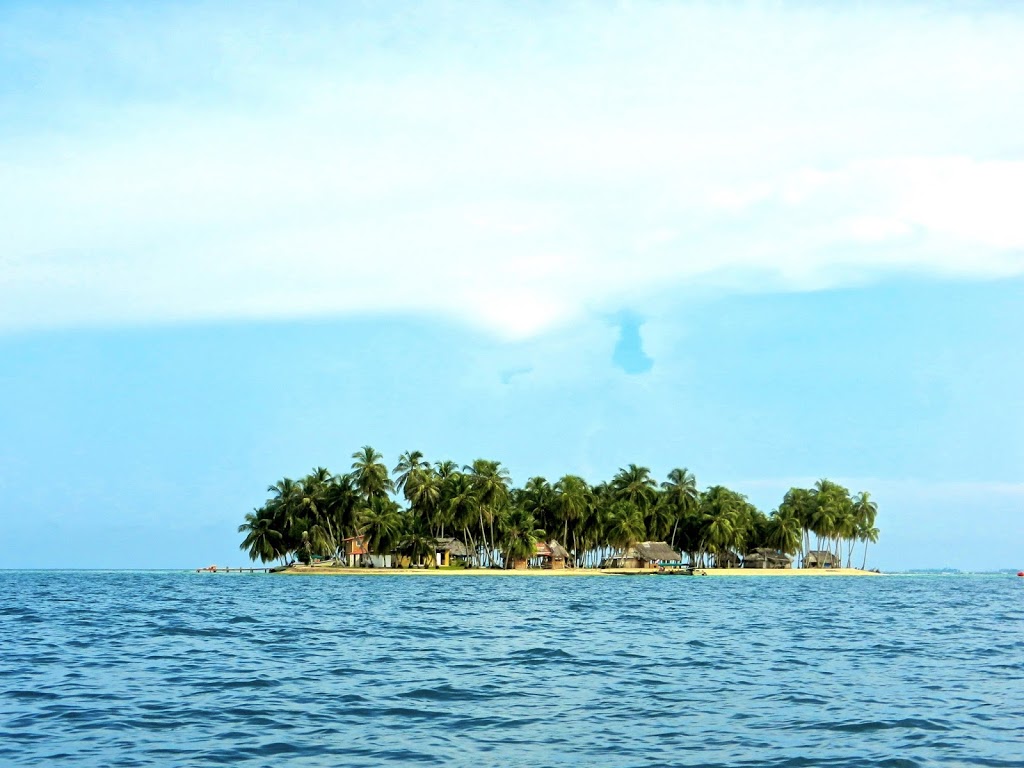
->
[804,550,842,569]
[606,541,681,569]
[512,540,572,570]
[539,540,571,569]
[435,538,470,567]
[343,535,391,568]
[744,548,792,569]
[712,550,741,569]
[343,535,368,567]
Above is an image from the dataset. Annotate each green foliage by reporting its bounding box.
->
[240,450,880,569]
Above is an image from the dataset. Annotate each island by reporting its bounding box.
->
[235,447,881,576]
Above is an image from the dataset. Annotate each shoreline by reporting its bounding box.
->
[276,565,881,577]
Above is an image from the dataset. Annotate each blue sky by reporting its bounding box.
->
[2,2,1022,569]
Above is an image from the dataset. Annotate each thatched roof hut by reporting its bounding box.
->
[606,541,681,568]
[435,538,469,558]
[744,548,792,569]
[545,540,571,560]
[533,540,570,569]
[635,541,682,563]
[713,550,741,568]
[804,550,842,568]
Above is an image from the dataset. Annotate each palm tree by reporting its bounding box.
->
[394,450,428,497]
[519,477,557,543]
[444,472,480,566]
[779,487,816,565]
[265,477,303,558]
[610,464,659,515]
[465,459,511,567]
[662,468,699,554]
[606,500,646,553]
[500,507,545,567]
[699,485,747,566]
[554,475,590,566]
[434,460,458,480]
[853,491,879,569]
[299,467,339,557]
[351,446,393,503]
[321,473,360,558]
[858,524,880,570]
[238,510,283,564]
[407,467,442,534]
[766,507,802,558]
[358,496,402,566]
[398,512,438,568]
[813,479,853,561]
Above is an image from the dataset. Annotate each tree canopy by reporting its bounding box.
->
[240,449,880,570]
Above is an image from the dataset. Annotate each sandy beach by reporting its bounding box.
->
[278,565,880,577]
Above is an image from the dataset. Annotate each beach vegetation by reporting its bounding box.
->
[240,449,880,569]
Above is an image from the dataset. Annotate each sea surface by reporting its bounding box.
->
[1,571,1021,767]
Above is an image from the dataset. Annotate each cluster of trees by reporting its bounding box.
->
[239,447,880,569]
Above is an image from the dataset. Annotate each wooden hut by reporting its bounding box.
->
[541,540,571,569]
[712,550,741,569]
[804,550,842,569]
[512,540,572,570]
[636,541,682,567]
[743,548,792,569]
[607,541,681,568]
[434,538,470,567]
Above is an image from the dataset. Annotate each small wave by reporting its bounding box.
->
[825,717,950,733]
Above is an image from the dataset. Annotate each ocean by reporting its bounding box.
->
[1,571,1021,767]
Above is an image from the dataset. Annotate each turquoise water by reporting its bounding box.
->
[1,572,1022,767]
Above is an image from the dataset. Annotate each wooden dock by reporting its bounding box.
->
[194,566,274,573]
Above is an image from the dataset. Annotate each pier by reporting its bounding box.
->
[194,566,274,573]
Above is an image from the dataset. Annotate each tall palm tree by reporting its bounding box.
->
[699,485,747,566]
[499,506,545,567]
[554,475,590,566]
[351,446,393,503]
[394,450,428,497]
[610,464,659,515]
[238,510,283,564]
[407,467,442,534]
[853,491,879,569]
[519,477,557,542]
[606,500,646,553]
[444,472,480,566]
[266,477,303,558]
[766,507,802,557]
[299,467,338,557]
[465,459,511,567]
[358,496,402,566]
[434,459,458,480]
[321,473,360,557]
[813,479,853,560]
[858,524,880,570]
[662,468,699,553]
[398,512,438,568]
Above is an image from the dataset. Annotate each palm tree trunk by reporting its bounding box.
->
[489,513,496,568]
[463,527,476,567]
[479,514,489,567]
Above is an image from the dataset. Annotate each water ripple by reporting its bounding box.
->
[1,571,1022,766]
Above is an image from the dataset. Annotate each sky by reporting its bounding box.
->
[1,1,1022,570]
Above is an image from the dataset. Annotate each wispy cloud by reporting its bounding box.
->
[3,2,1023,338]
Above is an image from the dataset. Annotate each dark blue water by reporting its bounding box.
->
[1,572,1022,767]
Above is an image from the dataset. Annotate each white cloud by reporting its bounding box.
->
[2,3,1024,338]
